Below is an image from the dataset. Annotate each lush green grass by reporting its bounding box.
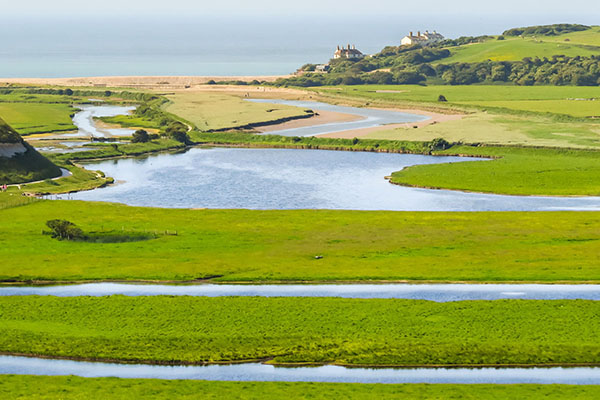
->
[0,102,76,135]
[52,139,186,163]
[12,161,112,195]
[163,92,312,131]
[1,296,598,366]
[439,37,600,64]
[456,99,600,118]
[391,145,600,196]
[534,26,600,47]
[2,202,600,283]
[317,84,600,109]
[2,377,599,400]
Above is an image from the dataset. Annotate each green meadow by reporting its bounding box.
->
[3,377,599,400]
[2,296,599,366]
[2,201,600,283]
[391,145,600,196]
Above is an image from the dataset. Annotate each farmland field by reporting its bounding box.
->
[1,296,599,366]
[2,201,600,283]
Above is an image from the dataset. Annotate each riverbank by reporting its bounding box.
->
[3,376,598,399]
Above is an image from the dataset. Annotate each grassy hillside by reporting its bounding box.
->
[439,37,600,64]
[0,117,62,184]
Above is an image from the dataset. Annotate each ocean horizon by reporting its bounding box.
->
[1,15,595,78]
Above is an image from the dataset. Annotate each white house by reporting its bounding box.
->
[334,44,365,60]
[401,31,445,46]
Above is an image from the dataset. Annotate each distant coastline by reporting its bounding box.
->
[0,76,290,89]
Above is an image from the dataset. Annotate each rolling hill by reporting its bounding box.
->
[0,117,62,184]
[438,26,600,64]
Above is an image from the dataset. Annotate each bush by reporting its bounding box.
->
[438,95,448,102]
[131,129,150,143]
[46,220,84,241]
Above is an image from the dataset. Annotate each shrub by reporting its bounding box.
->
[438,95,448,102]
[131,129,150,143]
[46,220,85,241]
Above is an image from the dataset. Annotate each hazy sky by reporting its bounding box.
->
[5,0,600,18]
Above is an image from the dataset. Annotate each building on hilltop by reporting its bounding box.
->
[334,44,365,60]
[401,31,445,46]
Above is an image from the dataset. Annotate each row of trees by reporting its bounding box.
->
[277,54,600,87]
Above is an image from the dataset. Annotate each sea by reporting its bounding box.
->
[0,14,595,78]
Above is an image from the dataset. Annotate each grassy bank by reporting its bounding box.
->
[1,296,599,366]
[190,131,441,153]
[391,145,600,196]
[2,202,600,283]
[1,376,599,400]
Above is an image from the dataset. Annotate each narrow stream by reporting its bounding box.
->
[1,356,598,384]
[2,283,599,301]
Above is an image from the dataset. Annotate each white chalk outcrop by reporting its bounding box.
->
[0,142,27,158]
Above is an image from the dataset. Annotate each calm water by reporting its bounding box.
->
[250,99,429,136]
[69,147,600,211]
[1,356,599,384]
[1,283,599,301]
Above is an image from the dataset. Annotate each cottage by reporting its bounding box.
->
[401,30,445,46]
[334,44,365,60]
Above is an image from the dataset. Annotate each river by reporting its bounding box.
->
[1,356,599,384]
[2,283,599,301]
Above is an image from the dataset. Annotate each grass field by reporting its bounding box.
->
[3,377,599,400]
[315,85,600,148]
[2,202,600,283]
[366,112,600,148]
[438,36,600,64]
[162,92,311,131]
[391,145,600,196]
[1,296,599,366]
[0,102,76,135]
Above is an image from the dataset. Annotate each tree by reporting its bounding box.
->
[65,88,74,96]
[46,220,84,241]
[131,129,150,143]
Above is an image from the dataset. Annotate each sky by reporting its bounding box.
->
[4,0,600,19]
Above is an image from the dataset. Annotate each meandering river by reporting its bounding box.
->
[2,283,599,301]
